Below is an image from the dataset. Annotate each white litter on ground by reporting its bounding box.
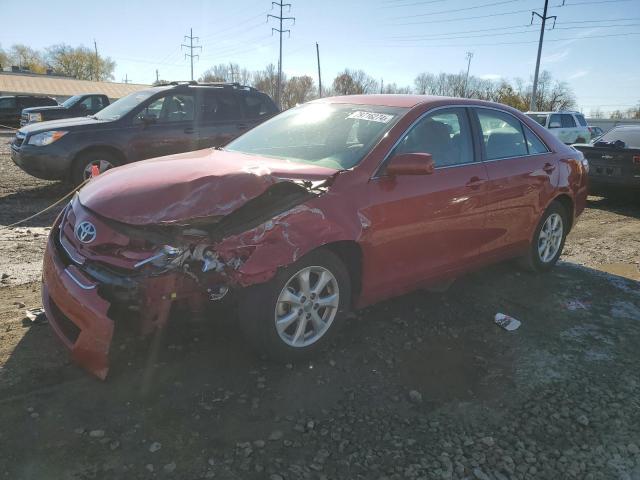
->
[494,313,521,331]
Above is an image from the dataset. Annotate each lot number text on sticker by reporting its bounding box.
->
[347,111,395,123]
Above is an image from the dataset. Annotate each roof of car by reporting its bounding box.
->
[525,110,583,115]
[313,94,506,109]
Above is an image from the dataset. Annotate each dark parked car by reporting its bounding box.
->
[0,95,58,128]
[573,125,640,196]
[41,95,589,378]
[21,94,109,126]
[11,82,278,184]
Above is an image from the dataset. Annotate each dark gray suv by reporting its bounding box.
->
[11,82,278,184]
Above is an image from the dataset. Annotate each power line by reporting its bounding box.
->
[268,1,295,109]
[388,0,633,25]
[391,0,524,19]
[181,28,202,81]
[380,0,445,8]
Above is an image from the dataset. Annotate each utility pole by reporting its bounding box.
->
[156,69,159,84]
[122,74,130,84]
[268,1,295,109]
[229,63,236,83]
[529,0,562,111]
[380,78,384,94]
[316,42,322,98]
[181,28,202,81]
[93,39,99,81]
[464,51,474,98]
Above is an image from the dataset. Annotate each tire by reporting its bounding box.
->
[71,150,121,185]
[519,201,568,273]
[238,248,351,361]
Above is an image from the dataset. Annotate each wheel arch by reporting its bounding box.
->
[72,145,127,167]
[321,240,363,300]
[551,193,575,233]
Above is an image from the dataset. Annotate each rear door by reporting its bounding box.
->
[197,89,244,149]
[474,107,557,258]
[128,91,198,160]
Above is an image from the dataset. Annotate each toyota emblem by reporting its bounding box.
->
[75,221,97,244]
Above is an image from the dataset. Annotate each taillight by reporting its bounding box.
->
[633,155,640,165]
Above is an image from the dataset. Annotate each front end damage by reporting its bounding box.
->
[43,170,335,379]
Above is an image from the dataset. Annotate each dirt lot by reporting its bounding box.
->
[1,132,639,480]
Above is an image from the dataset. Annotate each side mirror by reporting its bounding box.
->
[386,152,434,176]
[549,121,561,128]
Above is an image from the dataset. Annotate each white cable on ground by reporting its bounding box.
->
[0,180,89,230]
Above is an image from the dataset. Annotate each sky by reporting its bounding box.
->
[1,0,639,114]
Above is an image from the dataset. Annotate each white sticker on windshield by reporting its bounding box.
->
[347,111,395,123]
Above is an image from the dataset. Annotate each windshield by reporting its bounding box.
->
[226,103,406,170]
[93,89,158,121]
[61,95,82,108]
[526,113,548,126]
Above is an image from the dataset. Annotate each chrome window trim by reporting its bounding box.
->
[64,268,97,290]
[372,104,553,180]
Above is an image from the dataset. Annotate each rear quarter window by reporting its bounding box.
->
[242,93,277,120]
[526,114,548,127]
[575,114,587,127]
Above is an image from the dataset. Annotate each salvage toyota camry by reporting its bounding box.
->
[43,95,589,379]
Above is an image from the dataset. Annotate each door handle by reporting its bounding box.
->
[465,176,486,189]
[543,162,555,174]
[184,127,195,134]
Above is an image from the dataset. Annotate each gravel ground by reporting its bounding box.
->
[0,135,639,480]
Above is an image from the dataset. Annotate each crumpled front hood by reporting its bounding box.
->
[78,149,339,225]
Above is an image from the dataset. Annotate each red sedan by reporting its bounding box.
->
[42,95,589,379]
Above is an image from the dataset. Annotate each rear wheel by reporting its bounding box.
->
[238,248,351,360]
[519,201,568,273]
[71,150,120,185]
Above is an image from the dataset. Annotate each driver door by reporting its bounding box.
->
[129,92,198,160]
[360,107,489,300]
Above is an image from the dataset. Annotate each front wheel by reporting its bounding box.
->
[71,150,120,185]
[238,248,351,360]
[519,201,568,272]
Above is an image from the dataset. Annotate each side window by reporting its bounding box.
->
[522,124,549,155]
[575,114,587,127]
[549,114,561,128]
[477,109,528,160]
[561,114,576,128]
[92,96,107,111]
[0,98,17,109]
[394,107,474,167]
[201,91,240,122]
[242,93,276,120]
[135,94,195,124]
[78,97,93,112]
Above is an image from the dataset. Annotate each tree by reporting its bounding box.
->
[9,44,46,73]
[381,82,412,94]
[282,75,315,109]
[46,44,115,81]
[252,63,281,100]
[332,69,378,95]
[589,108,604,119]
[0,45,8,69]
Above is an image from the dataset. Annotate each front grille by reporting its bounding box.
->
[13,133,25,148]
[48,296,81,344]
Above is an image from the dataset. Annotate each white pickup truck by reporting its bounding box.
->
[525,111,591,144]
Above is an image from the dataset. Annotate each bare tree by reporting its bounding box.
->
[46,44,115,81]
[332,69,378,95]
[8,44,46,73]
[381,83,412,94]
[282,75,315,109]
[252,64,282,100]
[0,45,9,69]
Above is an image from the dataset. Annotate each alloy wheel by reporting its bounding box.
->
[538,213,563,263]
[83,159,115,179]
[274,266,340,348]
